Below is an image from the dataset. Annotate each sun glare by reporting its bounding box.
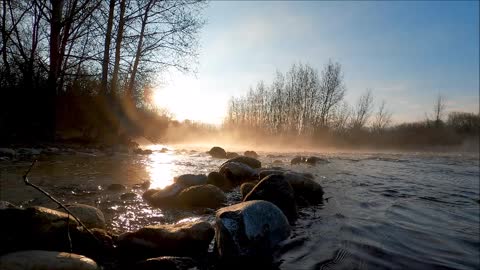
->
[151,71,226,125]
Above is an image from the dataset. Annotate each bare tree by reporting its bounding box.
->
[351,89,374,130]
[433,94,446,126]
[318,60,346,127]
[372,100,392,132]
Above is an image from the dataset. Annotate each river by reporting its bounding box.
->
[0,145,479,270]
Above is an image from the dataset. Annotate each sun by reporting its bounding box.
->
[150,72,226,124]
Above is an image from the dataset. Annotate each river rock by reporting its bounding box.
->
[63,204,106,230]
[305,156,329,165]
[244,150,259,158]
[177,184,226,209]
[240,182,257,199]
[219,161,257,186]
[135,256,197,270]
[174,174,208,187]
[244,174,297,223]
[143,184,184,207]
[291,156,306,165]
[283,171,324,204]
[224,156,262,169]
[106,183,126,192]
[134,148,153,155]
[0,250,99,270]
[208,146,227,158]
[0,148,15,158]
[117,220,214,260]
[215,200,291,262]
[0,206,79,254]
[226,152,239,158]
[207,171,231,190]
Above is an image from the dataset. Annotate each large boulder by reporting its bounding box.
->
[63,204,106,230]
[174,174,208,187]
[283,171,324,205]
[243,175,297,223]
[290,156,305,165]
[135,256,197,270]
[177,184,226,209]
[207,171,231,191]
[219,162,257,186]
[0,250,98,270]
[215,201,291,263]
[208,147,227,158]
[143,184,184,207]
[224,156,261,169]
[244,151,259,158]
[117,220,214,260]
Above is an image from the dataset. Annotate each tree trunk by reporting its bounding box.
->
[100,0,115,95]
[47,0,63,141]
[111,0,126,96]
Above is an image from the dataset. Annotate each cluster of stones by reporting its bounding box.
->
[0,146,325,270]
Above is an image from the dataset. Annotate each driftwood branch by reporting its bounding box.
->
[23,160,100,244]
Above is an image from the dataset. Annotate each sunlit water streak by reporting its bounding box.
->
[0,148,478,269]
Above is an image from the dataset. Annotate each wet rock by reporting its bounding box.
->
[283,171,324,205]
[219,162,257,186]
[273,160,283,165]
[135,256,197,270]
[117,220,214,260]
[106,183,126,192]
[208,146,227,159]
[225,156,261,169]
[0,201,17,210]
[159,147,169,153]
[174,174,208,187]
[244,174,297,223]
[207,171,231,190]
[244,150,259,158]
[0,250,99,270]
[177,184,226,209]
[215,200,291,262]
[290,156,306,165]
[143,184,185,207]
[240,182,257,199]
[120,192,137,200]
[0,148,15,158]
[0,206,79,254]
[64,204,106,230]
[226,152,240,159]
[71,228,115,261]
[305,156,329,165]
[134,148,153,155]
[133,180,150,189]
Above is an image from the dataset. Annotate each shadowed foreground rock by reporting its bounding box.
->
[207,171,231,190]
[244,175,298,223]
[215,200,290,264]
[240,182,257,199]
[63,203,106,230]
[117,220,214,260]
[0,250,99,270]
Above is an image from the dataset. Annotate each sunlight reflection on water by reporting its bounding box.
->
[147,151,175,189]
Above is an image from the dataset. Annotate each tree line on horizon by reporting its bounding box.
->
[222,62,480,148]
[0,0,206,144]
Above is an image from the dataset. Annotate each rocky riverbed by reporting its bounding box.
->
[0,145,479,269]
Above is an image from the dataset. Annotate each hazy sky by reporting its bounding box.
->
[154,1,479,124]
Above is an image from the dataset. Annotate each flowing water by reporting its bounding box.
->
[0,146,479,270]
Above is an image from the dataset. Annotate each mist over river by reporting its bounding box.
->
[1,146,479,270]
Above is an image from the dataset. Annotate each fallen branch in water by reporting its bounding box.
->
[23,160,100,246]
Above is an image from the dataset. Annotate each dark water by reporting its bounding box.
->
[1,147,479,269]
